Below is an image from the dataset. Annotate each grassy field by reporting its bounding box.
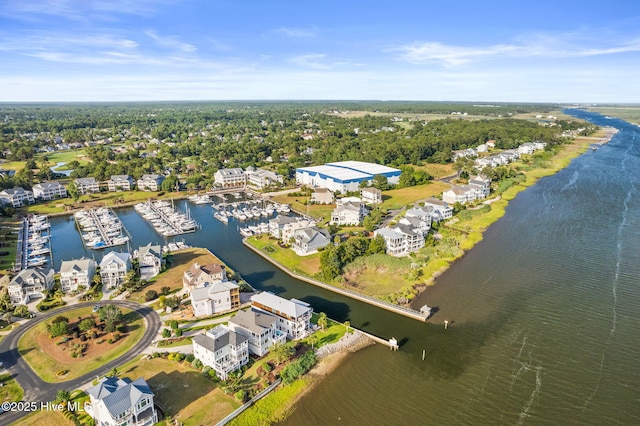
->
[588,106,640,122]
[246,236,321,276]
[117,356,240,425]
[13,390,91,426]
[229,378,307,426]
[270,193,334,223]
[342,254,415,297]
[17,306,145,382]
[127,247,228,304]
[0,373,24,403]
[380,181,450,209]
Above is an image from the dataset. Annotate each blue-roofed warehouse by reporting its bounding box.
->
[295,161,401,193]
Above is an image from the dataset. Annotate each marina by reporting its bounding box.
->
[74,207,130,249]
[15,214,54,270]
[134,199,199,237]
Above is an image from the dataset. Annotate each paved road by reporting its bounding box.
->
[0,300,160,424]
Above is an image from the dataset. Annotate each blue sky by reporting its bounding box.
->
[1,0,640,102]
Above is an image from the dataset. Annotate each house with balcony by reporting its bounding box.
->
[245,168,283,189]
[192,325,249,380]
[85,376,158,426]
[361,187,382,204]
[75,177,100,194]
[310,188,334,204]
[422,198,454,222]
[292,227,331,256]
[0,187,35,207]
[442,185,479,205]
[108,175,134,191]
[268,216,315,242]
[330,200,368,226]
[32,181,67,201]
[59,258,97,293]
[250,292,312,340]
[182,262,227,293]
[374,224,424,257]
[468,175,491,198]
[7,268,55,305]
[136,174,165,191]
[99,251,132,290]
[190,280,241,317]
[134,244,162,279]
[228,309,287,356]
[214,168,246,188]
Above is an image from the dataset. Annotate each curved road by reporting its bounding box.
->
[0,301,160,424]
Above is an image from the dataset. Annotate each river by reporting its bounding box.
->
[47,110,640,425]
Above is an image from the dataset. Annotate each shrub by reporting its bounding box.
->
[161,286,171,295]
[145,290,158,302]
[170,320,179,330]
[175,328,183,337]
[192,358,203,370]
[162,328,171,338]
[186,354,195,363]
[263,363,272,373]
[234,390,247,402]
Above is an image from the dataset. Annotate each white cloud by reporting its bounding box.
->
[145,30,197,53]
[277,27,316,38]
[392,34,640,66]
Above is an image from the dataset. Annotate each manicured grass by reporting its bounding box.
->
[271,194,334,223]
[39,149,88,165]
[308,316,346,347]
[13,390,90,426]
[17,306,145,383]
[381,181,449,209]
[415,163,456,179]
[229,378,308,426]
[157,336,193,348]
[117,356,240,425]
[128,247,226,303]
[0,160,27,171]
[0,373,24,403]
[247,236,321,276]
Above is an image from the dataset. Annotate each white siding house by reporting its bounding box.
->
[192,325,249,380]
[190,280,241,317]
[75,177,100,194]
[108,175,133,191]
[250,292,313,340]
[0,187,35,207]
[99,252,132,290]
[214,168,246,188]
[32,181,67,200]
[137,174,165,191]
[7,268,55,304]
[228,309,287,356]
[330,201,368,226]
[59,258,97,293]
[85,376,158,426]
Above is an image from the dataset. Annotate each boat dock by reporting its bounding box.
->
[15,214,53,271]
[74,208,130,249]
[134,199,198,237]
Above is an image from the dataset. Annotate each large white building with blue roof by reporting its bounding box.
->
[295,161,401,193]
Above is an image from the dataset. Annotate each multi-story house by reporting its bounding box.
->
[108,175,134,191]
[0,187,35,207]
[214,168,246,188]
[292,227,331,256]
[99,251,132,290]
[32,181,67,201]
[250,292,313,340]
[330,201,368,226]
[360,187,382,204]
[468,175,491,198]
[310,188,335,204]
[374,224,425,257]
[442,185,478,205]
[86,376,158,426]
[7,268,55,304]
[245,168,283,189]
[423,197,454,222]
[192,325,249,380]
[75,177,99,194]
[135,244,162,279]
[227,309,287,356]
[268,216,315,242]
[136,174,165,191]
[190,280,241,317]
[59,258,97,293]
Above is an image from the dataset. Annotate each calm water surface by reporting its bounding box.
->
[48,110,640,425]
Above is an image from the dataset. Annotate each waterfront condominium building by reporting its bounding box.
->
[214,168,246,188]
[32,181,67,200]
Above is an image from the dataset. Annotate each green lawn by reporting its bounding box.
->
[0,373,24,403]
[117,356,240,425]
[17,306,145,382]
[381,181,450,209]
[247,236,321,276]
[40,149,88,165]
[13,390,90,426]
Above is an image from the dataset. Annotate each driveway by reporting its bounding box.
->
[0,300,161,424]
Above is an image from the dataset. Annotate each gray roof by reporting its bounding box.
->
[99,251,131,268]
[137,244,161,259]
[75,177,97,185]
[250,292,312,319]
[270,216,298,226]
[229,309,277,335]
[193,328,248,352]
[60,258,96,274]
[217,168,244,176]
[33,181,63,190]
[294,227,330,247]
[191,280,239,302]
[87,377,153,419]
[110,175,131,182]
[9,268,54,289]
[0,187,31,196]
